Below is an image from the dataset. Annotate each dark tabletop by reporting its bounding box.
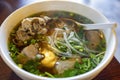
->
[0,0,120,80]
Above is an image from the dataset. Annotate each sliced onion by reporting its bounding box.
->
[96,51,105,57]
[63,32,88,56]
[49,28,72,57]
[85,46,100,53]
[67,32,74,40]
[68,32,83,46]
[51,46,72,57]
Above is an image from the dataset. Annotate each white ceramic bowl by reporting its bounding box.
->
[0,1,117,80]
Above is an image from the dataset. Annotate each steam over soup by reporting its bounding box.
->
[8,11,106,78]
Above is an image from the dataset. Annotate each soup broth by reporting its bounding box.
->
[8,11,106,78]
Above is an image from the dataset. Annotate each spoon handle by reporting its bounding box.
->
[80,22,117,30]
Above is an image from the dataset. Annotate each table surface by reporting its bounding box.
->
[0,0,120,80]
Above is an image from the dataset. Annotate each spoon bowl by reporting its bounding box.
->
[60,18,117,30]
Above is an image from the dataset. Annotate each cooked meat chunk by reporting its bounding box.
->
[55,56,81,74]
[55,59,76,74]
[21,44,39,59]
[46,18,76,36]
[16,16,51,42]
[85,30,101,49]
[16,30,32,42]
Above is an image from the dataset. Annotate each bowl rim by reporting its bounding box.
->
[0,0,117,80]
